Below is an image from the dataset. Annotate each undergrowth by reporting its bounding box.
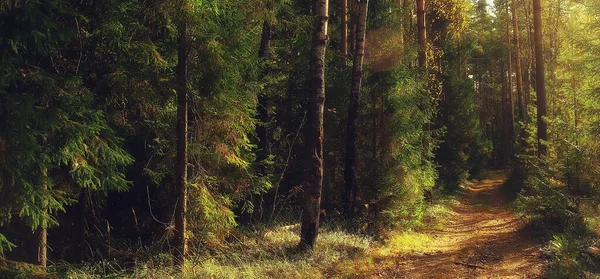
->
[506,126,600,278]
[2,196,457,279]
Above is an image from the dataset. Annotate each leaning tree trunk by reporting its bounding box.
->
[533,0,548,156]
[173,6,188,268]
[344,0,368,217]
[511,0,525,121]
[299,0,329,250]
[416,0,426,68]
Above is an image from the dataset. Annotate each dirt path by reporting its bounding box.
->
[366,171,545,278]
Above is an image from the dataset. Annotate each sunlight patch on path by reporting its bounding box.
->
[362,171,544,279]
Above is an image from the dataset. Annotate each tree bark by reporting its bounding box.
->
[533,0,548,156]
[505,1,515,156]
[403,0,412,44]
[349,1,357,55]
[31,170,47,268]
[341,0,348,61]
[416,0,426,68]
[32,227,46,267]
[173,7,188,267]
[501,62,510,168]
[344,0,368,217]
[299,0,329,250]
[524,0,535,107]
[256,20,272,168]
[511,0,525,121]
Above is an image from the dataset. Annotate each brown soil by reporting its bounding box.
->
[365,171,545,279]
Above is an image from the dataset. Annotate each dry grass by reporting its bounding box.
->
[9,198,459,279]
[55,210,456,279]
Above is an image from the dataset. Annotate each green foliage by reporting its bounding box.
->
[435,73,491,190]
[361,67,438,232]
[546,234,584,279]
[433,33,491,191]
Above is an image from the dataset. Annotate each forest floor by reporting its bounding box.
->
[1,171,551,279]
[360,170,545,278]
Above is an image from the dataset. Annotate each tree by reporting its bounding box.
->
[416,0,426,68]
[344,0,368,217]
[533,0,548,155]
[341,0,348,60]
[299,0,329,250]
[504,0,515,166]
[0,0,132,265]
[511,0,525,121]
[256,18,273,171]
[173,1,189,267]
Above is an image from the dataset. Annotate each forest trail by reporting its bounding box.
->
[365,171,545,278]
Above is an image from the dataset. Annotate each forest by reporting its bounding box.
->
[0,0,599,278]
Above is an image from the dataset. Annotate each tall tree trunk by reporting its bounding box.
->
[344,0,368,217]
[256,20,272,168]
[511,0,525,121]
[349,1,357,55]
[533,0,548,156]
[299,0,329,250]
[524,0,535,105]
[505,2,515,153]
[416,0,426,68]
[403,0,412,44]
[341,0,348,61]
[173,8,188,268]
[501,62,510,168]
[371,90,377,159]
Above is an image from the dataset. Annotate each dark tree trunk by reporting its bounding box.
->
[173,11,188,267]
[299,0,329,250]
[341,0,348,60]
[416,0,426,68]
[32,228,46,267]
[344,0,368,217]
[371,90,377,159]
[525,0,535,105]
[505,2,515,156]
[403,0,412,43]
[30,174,47,268]
[533,0,548,156]
[511,0,525,121]
[256,20,272,168]
[350,1,357,55]
[501,62,510,168]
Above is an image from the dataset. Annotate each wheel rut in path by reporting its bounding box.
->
[366,171,544,279]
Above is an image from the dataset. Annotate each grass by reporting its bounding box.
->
[2,197,459,279]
